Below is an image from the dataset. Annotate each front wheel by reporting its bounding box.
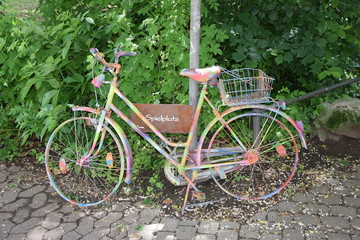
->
[44,117,125,206]
[204,111,299,200]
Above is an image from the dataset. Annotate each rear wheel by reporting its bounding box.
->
[205,111,299,200]
[45,117,125,206]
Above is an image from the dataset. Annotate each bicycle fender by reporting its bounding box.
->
[71,106,133,184]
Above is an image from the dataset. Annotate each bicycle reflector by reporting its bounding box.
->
[92,74,105,88]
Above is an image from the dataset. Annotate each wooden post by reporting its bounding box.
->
[189,0,201,150]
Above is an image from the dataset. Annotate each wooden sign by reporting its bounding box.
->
[130,104,194,133]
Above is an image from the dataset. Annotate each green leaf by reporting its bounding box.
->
[329,67,343,78]
[62,40,72,59]
[327,58,340,67]
[336,30,346,38]
[48,79,60,89]
[284,52,293,63]
[0,38,6,51]
[318,70,330,80]
[315,38,327,48]
[42,90,59,106]
[317,21,328,35]
[327,33,338,43]
[275,55,283,65]
[85,17,95,25]
[21,78,38,100]
[232,51,246,62]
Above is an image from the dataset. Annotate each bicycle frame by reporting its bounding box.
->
[87,78,244,173]
[73,48,307,189]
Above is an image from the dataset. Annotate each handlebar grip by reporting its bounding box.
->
[89,48,98,54]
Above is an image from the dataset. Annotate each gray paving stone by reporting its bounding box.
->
[10,218,42,234]
[76,216,95,235]
[310,185,330,194]
[283,228,304,240]
[42,212,63,229]
[160,218,179,232]
[82,227,110,240]
[176,226,197,240]
[351,234,360,240]
[239,224,260,239]
[0,220,15,234]
[267,211,293,223]
[29,192,47,209]
[322,216,350,228]
[95,212,123,228]
[138,207,160,224]
[260,233,282,240]
[18,185,46,198]
[303,203,330,215]
[179,220,199,226]
[108,222,128,239]
[63,211,86,222]
[342,179,360,188]
[63,230,82,240]
[293,214,320,226]
[0,187,22,204]
[2,198,29,211]
[6,233,26,240]
[250,211,267,221]
[351,218,360,230]
[220,221,240,230]
[155,231,175,240]
[0,171,9,183]
[198,220,219,234]
[194,234,216,240]
[44,222,77,239]
[217,229,238,240]
[93,210,107,219]
[0,233,9,240]
[330,205,357,218]
[133,223,162,239]
[151,217,161,224]
[31,203,60,217]
[278,201,302,212]
[328,233,351,240]
[12,209,30,224]
[292,193,315,203]
[344,197,360,208]
[19,183,33,190]
[26,226,48,240]
[319,195,343,205]
[0,212,13,222]
[121,207,139,224]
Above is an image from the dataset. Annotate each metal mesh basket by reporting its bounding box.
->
[218,68,275,106]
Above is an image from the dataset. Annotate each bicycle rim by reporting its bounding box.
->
[206,111,298,200]
[45,117,125,206]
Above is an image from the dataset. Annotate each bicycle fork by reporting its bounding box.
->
[76,110,108,166]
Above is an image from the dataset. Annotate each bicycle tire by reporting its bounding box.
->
[45,117,125,206]
[203,110,299,200]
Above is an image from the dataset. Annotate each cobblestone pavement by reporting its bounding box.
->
[1,162,360,240]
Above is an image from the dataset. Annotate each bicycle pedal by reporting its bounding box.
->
[192,191,206,201]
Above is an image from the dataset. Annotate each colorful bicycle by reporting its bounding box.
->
[44,47,307,212]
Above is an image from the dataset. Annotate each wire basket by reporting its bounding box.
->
[218,68,275,106]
